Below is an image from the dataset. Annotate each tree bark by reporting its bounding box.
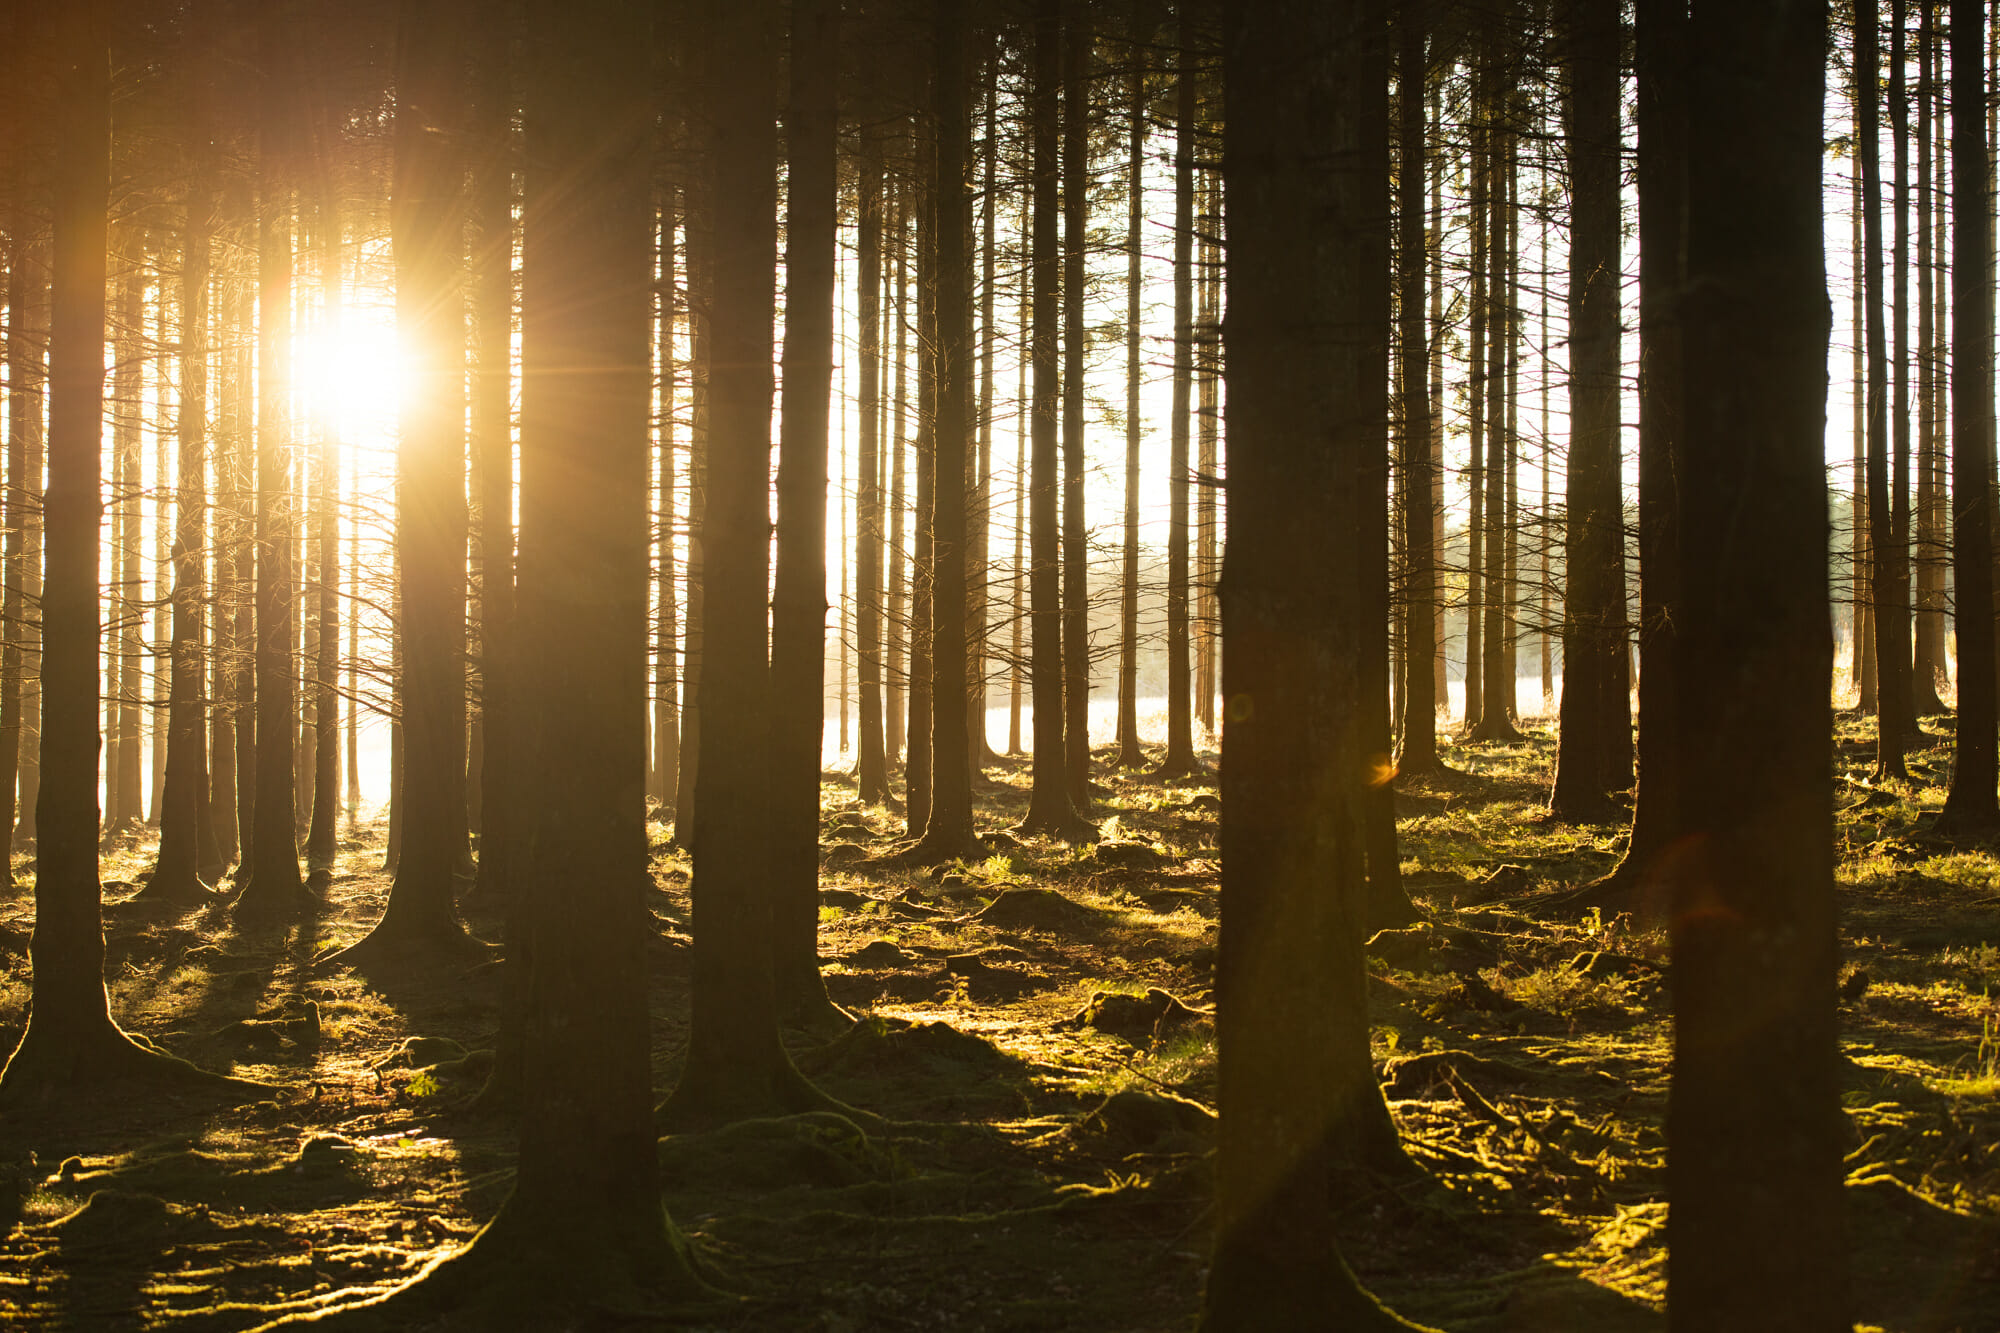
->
[1060,0,1094,810]
[1936,0,1998,832]
[855,132,889,802]
[1396,7,1440,774]
[1157,36,1201,778]
[1115,40,1146,770]
[1668,1,1847,1324]
[1202,0,1433,1324]
[770,0,846,1021]
[1549,0,1634,823]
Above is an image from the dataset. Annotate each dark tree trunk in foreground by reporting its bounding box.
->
[322,0,710,1317]
[911,0,981,864]
[660,0,848,1129]
[1395,9,1440,775]
[1,2,253,1100]
[1201,1,1433,1325]
[339,0,473,959]
[468,11,515,906]
[1668,1,1847,1326]
[1157,40,1201,778]
[1548,0,1633,823]
[1019,0,1091,841]
[234,5,312,920]
[771,0,846,1024]
[1937,0,1999,832]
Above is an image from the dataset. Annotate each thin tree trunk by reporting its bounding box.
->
[673,205,709,841]
[1936,0,1998,831]
[1020,0,1089,840]
[10,228,46,854]
[1397,9,1440,773]
[1061,0,1094,809]
[770,0,845,1021]
[234,4,312,920]
[0,227,38,886]
[906,138,936,839]
[886,185,909,769]
[306,200,341,875]
[1549,0,1635,822]
[1115,43,1145,770]
[1913,0,1947,714]
[1464,84,1487,731]
[1158,36,1200,777]
[856,135,889,801]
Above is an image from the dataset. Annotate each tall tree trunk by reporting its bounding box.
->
[1549,0,1635,822]
[855,132,889,802]
[2,0,246,1096]
[1115,42,1145,770]
[1936,0,1999,831]
[0,226,38,887]
[1195,163,1220,736]
[1853,161,1875,710]
[1862,0,1911,778]
[1009,245,1027,756]
[144,96,220,904]
[1668,0,1847,1323]
[970,51,999,773]
[337,0,473,954]
[1913,0,1948,715]
[673,208,709,840]
[770,0,845,1023]
[661,0,844,1130]
[885,186,909,769]
[234,2,312,919]
[1396,8,1440,774]
[1060,0,1094,810]
[108,260,142,835]
[1158,35,1200,778]
[651,179,680,813]
[306,200,341,876]
[1463,85,1487,731]
[912,0,981,864]
[905,139,936,839]
[1202,0,1432,1323]
[360,0,712,1308]
[1019,0,1090,840]
[9,227,46,856]
[1428,81,1448,716]
[469,11,514,904]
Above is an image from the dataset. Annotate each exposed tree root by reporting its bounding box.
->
[247,1193,727,1331]
[657,1057,882,1136]
[0,1016,276,1106]
[320,919,493,972]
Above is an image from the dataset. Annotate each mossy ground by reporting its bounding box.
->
[0,719,1994,1329]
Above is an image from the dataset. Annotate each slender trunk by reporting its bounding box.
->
[0,227,38,885]
[1937,0,1998,830]
[1862,0,1910,777]
[1464,85,1487,730]
[1009,238,1027,757]
[673,204,710,840]
[886,186,909,769]
[109,261,142,835]
[1429,81,1448,715]
[1195,164,1220,736]
[1061,0,1094,809]
[970,52,999,773]
[1549,0,1635,822]
[1914,0,1947,714]
[771,0,843,1016]
[11,229,46,853]
[856,137,888,801]
[1159,37,1200,777]
[234,4,311,918]
[1116,42,1145,769]
[1020,0,1087,839]
[306,202,341,873]
[906,138,937,840]
[1397,10,1439,773]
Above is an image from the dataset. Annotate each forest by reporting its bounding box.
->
[0,0,1995,1327]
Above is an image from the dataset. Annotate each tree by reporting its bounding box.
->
[279,0,711,1319]
[658,0,850,1128]
[1155,30,1202,779]
[233,0,314,921]
[334,0,474,958]
[770,0,847,1023]
[1201,0,1435,1324]
[907,0,983,865]
[1395,3,1442,775]
[855,128,890,803]
[1547,0,1633,824]
[1667,0,1847,1324]
[1935,0,1998,833]
[1060,0,1095,811]
[142,25,223,905]
[0,0,256,1100]
[1115,30,1147,771]
[1018,0,1093,842]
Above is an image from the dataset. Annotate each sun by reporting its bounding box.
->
[291,301,407,451]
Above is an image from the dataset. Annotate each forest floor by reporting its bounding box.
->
[0,719,1996,1330]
